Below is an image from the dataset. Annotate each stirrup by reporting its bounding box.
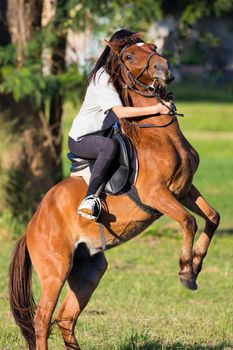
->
[77,195,102,221]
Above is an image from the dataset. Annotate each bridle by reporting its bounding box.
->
[117,40,183,128]
[118,40,157,93]
[118,41,160,99]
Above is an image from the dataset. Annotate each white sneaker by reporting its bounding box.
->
[77,195,101,221]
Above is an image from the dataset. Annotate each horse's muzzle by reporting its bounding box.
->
[166,70,175,84]
[153,66,174,86]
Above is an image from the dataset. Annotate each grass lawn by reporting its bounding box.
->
[0,81,233,349]
[0,233,232,350]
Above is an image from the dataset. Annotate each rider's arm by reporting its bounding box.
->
[113,103,171,119]
[93,70,171,119]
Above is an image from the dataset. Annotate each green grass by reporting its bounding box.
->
[0,232,233,349]
[178,102,233,132]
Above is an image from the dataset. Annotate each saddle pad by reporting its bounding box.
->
[70,167,92,183]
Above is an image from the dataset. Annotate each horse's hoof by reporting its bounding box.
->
[179,274,198,291]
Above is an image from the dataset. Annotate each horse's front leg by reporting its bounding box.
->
[181,185,220,279]
[153,189,198,290]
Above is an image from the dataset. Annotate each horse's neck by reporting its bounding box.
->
[127,91,180,206]
[128,90,172,126]
[129,92,159,107]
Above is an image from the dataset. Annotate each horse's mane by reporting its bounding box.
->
[105,33,142,107]
[105,34,142,144]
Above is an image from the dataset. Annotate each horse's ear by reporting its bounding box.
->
[105,40,119,55]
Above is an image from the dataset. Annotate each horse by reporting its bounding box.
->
[9,35,220,350]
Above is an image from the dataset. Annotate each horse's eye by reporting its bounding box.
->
[125,54,133,61]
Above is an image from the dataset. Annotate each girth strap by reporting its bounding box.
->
[98,185,161,251]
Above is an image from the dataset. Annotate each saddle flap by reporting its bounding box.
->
[68,126,137,195]
[104,131,130,194]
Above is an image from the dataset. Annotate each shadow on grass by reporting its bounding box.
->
[117,332,231,350]
[118,340,231,350]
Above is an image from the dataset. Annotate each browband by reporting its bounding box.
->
[118,38,144,59]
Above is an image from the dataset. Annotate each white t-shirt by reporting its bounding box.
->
[69,68,122,141]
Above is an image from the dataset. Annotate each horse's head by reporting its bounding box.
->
[107,36,174,95]
[119,42,174,87]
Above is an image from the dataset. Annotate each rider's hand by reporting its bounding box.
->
[157,101,172,115]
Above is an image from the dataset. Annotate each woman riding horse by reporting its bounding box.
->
[9,29,220,350]
[68,29,172,220]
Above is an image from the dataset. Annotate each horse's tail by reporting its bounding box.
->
[9,234,36,350]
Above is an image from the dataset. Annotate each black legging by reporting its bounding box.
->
[68,135,119,196]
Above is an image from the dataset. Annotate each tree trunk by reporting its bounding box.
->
[49,10,67,183]
[0,0,11,46]
[0,0,64,229]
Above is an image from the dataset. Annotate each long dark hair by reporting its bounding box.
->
[87,29,137,85]
[87,29,143,106]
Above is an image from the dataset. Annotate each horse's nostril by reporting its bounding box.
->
[166,71,175,83]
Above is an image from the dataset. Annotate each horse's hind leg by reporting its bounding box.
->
[55,251,108,350]
[34,279,66,350]
[181,185,220,279]
[28,241,73,350]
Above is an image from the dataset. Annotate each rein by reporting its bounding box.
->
[131,115,177,128]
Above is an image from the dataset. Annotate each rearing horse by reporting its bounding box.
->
[9,37,220,350]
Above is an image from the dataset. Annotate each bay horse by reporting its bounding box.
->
[9,36,220,350]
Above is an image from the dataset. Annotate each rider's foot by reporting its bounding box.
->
[77,195,101,221]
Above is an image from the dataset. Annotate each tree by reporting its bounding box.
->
[0,0,63,229]
[0,0,114,232]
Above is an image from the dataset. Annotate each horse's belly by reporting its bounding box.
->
[107,215,162,249]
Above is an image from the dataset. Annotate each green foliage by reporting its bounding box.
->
[0,61,84,105]
[1,0,232,106]
[0,2,83,106]
[179,1,210,32]
[213,0,233,16]
[0,44,16,66]
[179,0,233,32]
[105,0,163,32]
[1,65,42,103]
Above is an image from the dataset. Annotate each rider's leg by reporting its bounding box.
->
[68,135,119,218]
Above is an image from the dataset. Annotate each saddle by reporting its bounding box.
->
[67,123,138,195]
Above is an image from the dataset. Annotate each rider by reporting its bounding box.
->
[68,29,171,220]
